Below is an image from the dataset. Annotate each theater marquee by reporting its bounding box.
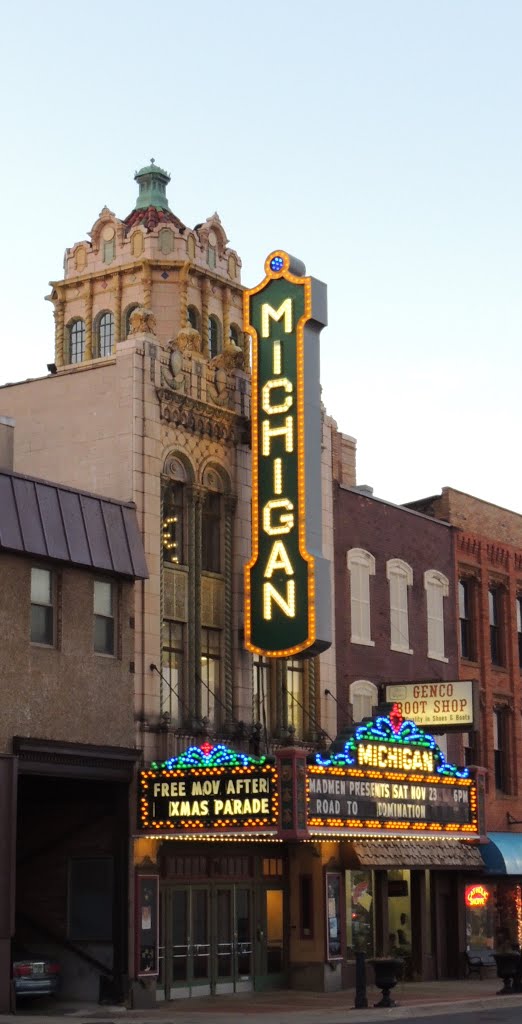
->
[307,704,479,837]
[138,743,278,835]
[243,250,331,658]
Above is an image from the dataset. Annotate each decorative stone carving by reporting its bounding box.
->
[210,340,245,371]
[129,307,157,336]
[161,326,203,393]
[173,325,202,355]
[157,390,248,446]
[208,366,229,407]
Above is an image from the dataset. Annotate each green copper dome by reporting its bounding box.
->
[133,158,171,212]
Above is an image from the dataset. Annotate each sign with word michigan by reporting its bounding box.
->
[307,704,479,837]
[244,251,331,658]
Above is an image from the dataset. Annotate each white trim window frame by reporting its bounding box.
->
[424,569,449,662]
[386,558,413,654]
[347,548,375,647]
[349,679,378,723]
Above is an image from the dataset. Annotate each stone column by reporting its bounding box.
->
[54,294,65,367]
[114,272,122,344]
[223,286,231,347]
[85,279,93,360]
[276,660,286,731]
[201,277,210,358]
[223,493,237,722]
[180,261,190,326]
[307,658,316,742]
[142,261,152,308]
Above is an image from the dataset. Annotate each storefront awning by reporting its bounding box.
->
[479,833,522,875]
[352,838,484,870]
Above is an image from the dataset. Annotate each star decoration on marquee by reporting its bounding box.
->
[389,703,403,733]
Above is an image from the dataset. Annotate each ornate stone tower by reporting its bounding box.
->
[41,162,251,760]
[47,158,246,370]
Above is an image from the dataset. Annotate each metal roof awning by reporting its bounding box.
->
[480,833,522,875]
[0,469,148,579]
[352,838,484,870]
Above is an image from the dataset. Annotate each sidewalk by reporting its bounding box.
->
[4,977,522,1024]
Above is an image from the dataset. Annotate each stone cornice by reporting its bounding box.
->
[157,389,250,446]
[49,259,244,297]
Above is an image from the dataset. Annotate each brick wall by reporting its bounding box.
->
[334,486,458,728]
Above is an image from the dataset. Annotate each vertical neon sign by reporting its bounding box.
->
[244,251,331,658]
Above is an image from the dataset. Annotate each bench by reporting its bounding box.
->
[465,947,496,979]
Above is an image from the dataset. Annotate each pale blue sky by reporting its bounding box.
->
[2,1,521,511]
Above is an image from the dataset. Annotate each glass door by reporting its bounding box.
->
[255,887,286,990]
[214,886,253,993]
[161,886,211,999]
[160,884,253,998]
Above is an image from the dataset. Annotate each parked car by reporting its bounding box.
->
[12,949,61,998]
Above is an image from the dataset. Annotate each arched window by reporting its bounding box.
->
[424,570,449,662]
[68,319,85,364]
[229,323,241,346]
[187,305,200,332]
[386,559,413,653]
[124,304,140,339]
[347,548,375,646]
[162,479,186,565]
[97,312,114,357]
[208,315,221,359]
[350,680,378,723]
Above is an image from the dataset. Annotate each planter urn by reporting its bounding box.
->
[368,957,404,1008]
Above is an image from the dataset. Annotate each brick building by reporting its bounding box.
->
[0,418,147,1009]
[331,480,484,979]
[407,487,522,950]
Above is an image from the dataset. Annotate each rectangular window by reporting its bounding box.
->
[425,571,449,662]
[459,579,474,660]
[253,655,270,734]
[489,588,503,666]
[493,708,509,792]
[347,550,375,646]
[390,577,409,648]
[30,567,54,645]
[463,732,475,767]
[94,580,115,655]
[345,869,374,958]
[162,620,184,720]
[162,482,184,564]
[286,659,305,738]
[387,561,413,653]
[202,493,221,573]
[200,627,221,720]
[517,596,522,670]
